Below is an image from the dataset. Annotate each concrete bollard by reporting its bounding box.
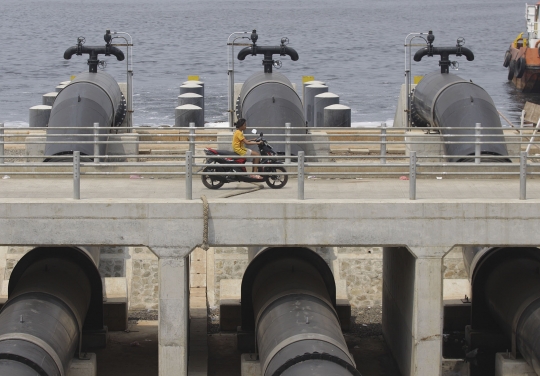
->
[29,105,52,128]
[175,104,203,128]
[304,84,328,127]
[314,92,339,127]
[42,92,58,106]
[55,85,67,93]
[178,93,203,108]
[302,80,325,105]
[179,83,204,122]
[182,80,204,94]
[324,104,351,127]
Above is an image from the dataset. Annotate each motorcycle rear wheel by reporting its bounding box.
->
[201,164,225,189]
[264,166,288,189]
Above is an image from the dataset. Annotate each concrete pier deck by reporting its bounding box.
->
[0,176,538,200]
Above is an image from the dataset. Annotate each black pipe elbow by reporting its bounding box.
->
[413,47,430,62]
[63,46,79,60]
[282,46,299,61]
[237,46,253,61]
[105,45,125,61]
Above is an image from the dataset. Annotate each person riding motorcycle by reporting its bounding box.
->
[232,118,262,179]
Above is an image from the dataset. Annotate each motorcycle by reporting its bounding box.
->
[200,131,288,189]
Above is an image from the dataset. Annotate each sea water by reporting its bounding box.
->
[0,0,534,127]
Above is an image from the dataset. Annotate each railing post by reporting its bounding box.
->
[380,122,387,164]
[475,122,481,164]
[93,122,100,163]
[0,123,4,164]
[189,122,195,155]
[73,151,80,200]
[520,151,527,200]
[409,151,416,200]
[285,122,291,165]
[185,151,193,200]
[297,151,305,200]
[521,110,525,136]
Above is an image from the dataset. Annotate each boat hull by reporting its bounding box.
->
[507,45,540,93]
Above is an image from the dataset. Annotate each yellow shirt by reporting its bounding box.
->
[232,129,247,155]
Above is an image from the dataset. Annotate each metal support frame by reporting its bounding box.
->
[185,151,193,200]
[404,32,429,128]
[409,151,417,200]
[227,31,251,128]
[73,151,80,200]
[298,151,305,200]
[111,31,134,131]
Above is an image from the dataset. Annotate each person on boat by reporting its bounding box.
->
[232,118,262,178]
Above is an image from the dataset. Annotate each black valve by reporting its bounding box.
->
[414,30,474,73]
[238,31,298,73]
[64,30,124,73]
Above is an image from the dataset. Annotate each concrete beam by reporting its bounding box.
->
[2,200,540,250]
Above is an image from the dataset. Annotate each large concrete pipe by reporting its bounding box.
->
[44,32,126,161]
[411,31,509,162]
[241,247,360,376]
[462,246,540,375]
[235,71,312,156]
[0,246,104,376]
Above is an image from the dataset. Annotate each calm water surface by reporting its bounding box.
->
[0,0,536,127]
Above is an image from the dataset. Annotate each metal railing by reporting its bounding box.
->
[1,121,540,201]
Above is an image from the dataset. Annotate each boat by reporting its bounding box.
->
[504,3,540,92]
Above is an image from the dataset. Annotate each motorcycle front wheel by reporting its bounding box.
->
[201,164,225,189]
[264,166,288,189]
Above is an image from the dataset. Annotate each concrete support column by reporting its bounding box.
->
[411,253,445,376]
[158,256,189,376]
[383,246,448,376]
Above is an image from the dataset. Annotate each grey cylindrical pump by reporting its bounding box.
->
[410,31,508,162]
[44,32,126,161]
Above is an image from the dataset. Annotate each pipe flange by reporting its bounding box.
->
[0,333,65,376]
[272,352,362,376]
[262,333,357,376]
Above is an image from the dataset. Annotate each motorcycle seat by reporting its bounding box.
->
[214,150,237,155]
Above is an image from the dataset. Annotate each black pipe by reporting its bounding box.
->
[241,247,360,376]
[0,246,103,376]
[411,71,510,162]
[463,246,540,374]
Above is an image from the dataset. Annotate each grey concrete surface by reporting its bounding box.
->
[0,177,538,200]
